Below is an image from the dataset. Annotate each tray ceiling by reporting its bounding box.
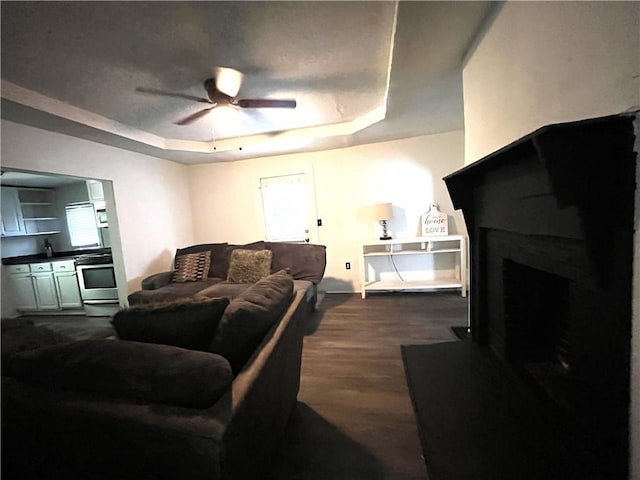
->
[1,1,493,163]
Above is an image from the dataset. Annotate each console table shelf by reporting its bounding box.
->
[361,235,467,298]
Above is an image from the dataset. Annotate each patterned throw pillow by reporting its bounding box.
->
[172,251,211,283]
[226,249,273,284]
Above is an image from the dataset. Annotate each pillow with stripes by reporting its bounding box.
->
[172,251,211,283]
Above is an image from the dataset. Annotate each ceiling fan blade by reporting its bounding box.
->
[173,106,216,125]
[236,99,297,109]
[135,87,212,104]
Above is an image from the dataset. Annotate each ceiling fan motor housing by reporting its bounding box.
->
[204,77,227,103]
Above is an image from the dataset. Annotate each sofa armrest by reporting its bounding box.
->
[141,271,174,290]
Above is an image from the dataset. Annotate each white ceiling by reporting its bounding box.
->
[1,1,494,164]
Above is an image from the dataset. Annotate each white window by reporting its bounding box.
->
[260,174,309,242]
[65,202,100,247]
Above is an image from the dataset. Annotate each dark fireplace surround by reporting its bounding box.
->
[445,113,637,478]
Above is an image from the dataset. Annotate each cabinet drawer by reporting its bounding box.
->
[6,264,30,274]
[29,262,53,272]
[52,259,76,272]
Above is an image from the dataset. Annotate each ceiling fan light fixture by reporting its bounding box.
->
[215,66,243,98]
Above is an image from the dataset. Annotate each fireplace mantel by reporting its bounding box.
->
[444,112,637,479]
[446,113,636,286]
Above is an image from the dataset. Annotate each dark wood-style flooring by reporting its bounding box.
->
[266,291,468,480]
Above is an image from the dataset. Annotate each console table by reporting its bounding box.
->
[361,235,467,298]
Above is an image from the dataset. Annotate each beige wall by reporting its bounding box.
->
[1,121,465,298]
[188,130,466,292]
[462,4,640,478]
[633,118,640,480]
[0,120,194,306]
[463,1,640,164]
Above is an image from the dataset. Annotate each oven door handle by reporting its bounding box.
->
[82,299,120,306]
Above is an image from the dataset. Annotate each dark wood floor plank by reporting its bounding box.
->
[267,291,468,480]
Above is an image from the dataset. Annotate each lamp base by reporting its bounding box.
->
[378,219,392,241]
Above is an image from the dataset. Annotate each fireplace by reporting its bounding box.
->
[445,113,637,478]
[502,258,571,399]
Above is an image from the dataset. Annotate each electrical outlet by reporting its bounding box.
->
[345,262,351,270]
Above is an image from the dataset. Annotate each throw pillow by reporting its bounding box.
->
[174,243,229,278]
[112,297,230,351]
[219,241,266,278]
[226,248,273,284]
[210,269,294,373]
[172,251,211,283]
[6,339,232,409]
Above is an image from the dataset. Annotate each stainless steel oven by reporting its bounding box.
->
[75,253,120,316]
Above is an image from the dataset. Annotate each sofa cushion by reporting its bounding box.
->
[195,282,253,300]
[112,297,230,351]
[141,270,175,290]
[175,242,229,278]
[209,270,294,374]
[128,277,223,305]
[172,251,212,283]
[5,339,232,409]
[226,248,273,284]
[265,242,327,284]
[1,326,71,374]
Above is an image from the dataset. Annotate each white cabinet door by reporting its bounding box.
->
[87,180,104,203]
[10,273,38,311]
[1,187,25,236]
[32,272,60,310]
[54,272,82,309]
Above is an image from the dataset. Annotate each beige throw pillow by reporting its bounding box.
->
[227,249,272,284]
[172,251,212,283]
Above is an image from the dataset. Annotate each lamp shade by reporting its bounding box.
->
[372,202,393,220]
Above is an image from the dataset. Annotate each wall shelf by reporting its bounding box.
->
[2,186,62,238]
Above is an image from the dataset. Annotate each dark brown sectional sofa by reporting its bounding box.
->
[2,243,327,480]
[128,241,327,310]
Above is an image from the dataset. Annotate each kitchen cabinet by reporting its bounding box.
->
[29,263,59,310]
[87,180,105,204]
[7,265,38,311]
[6,260,82,312]
[53,260,82,309]
[19,188,61,235]
[0,186,60,237]
[1,187,26,236]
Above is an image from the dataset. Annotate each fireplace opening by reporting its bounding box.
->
[502,260,572,413]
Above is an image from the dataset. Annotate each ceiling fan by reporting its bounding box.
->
[136,67,297,126]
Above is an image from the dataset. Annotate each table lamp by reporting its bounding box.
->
[373,202,393,240]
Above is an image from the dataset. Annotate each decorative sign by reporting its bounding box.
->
[421,203,448,236]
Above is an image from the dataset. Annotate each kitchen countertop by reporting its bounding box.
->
[2,247,111,265]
